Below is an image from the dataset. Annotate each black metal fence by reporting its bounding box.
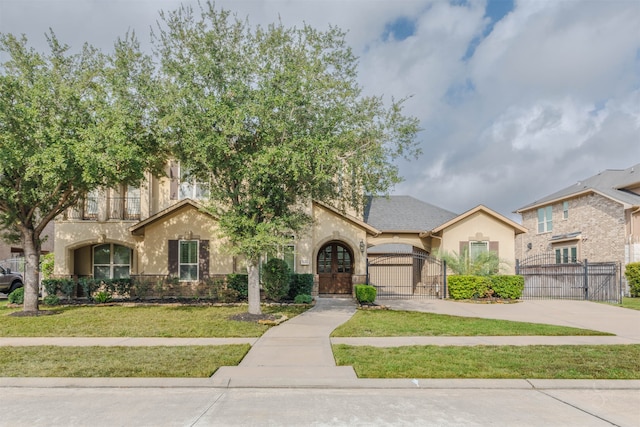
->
[367,250,446,299]
[516,254,621,303]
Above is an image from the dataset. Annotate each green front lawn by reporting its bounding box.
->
[333,344,640,379]
[621,297,640,310]
[331,310,610,337]
[0,345,250,377]
[0,304,309,337]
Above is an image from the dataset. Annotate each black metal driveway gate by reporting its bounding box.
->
[516,254,621,303]
[367,250,446,299]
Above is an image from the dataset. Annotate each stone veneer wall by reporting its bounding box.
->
[517,193,626,265]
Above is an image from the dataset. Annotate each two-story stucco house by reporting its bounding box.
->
[53,162,526,296]
[515,163,640,267]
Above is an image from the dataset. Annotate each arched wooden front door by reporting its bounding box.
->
[317,242,353,294]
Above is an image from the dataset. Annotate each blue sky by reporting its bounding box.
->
[1,0,639,221]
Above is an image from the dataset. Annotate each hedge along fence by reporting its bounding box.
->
[448,275,524,300]
[624,262,640,297]
[41,272,316,303]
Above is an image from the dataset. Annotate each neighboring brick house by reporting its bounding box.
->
[515,163,640,268]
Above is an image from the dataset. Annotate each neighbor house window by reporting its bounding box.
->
[555,246,577,264]
[563,201,569,220]
[93,244,131,279]
[179,240,199,281]
[469,241,488,260]
[537,206,553,233]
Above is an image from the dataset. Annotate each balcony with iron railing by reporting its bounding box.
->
[108,196,141,220]
[64,196,140,221]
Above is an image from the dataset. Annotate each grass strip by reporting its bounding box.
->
[331,310,610,337]
[620,297,640,311]
[333,344,640,379]
[0,345,250,377]
[0,304,308,337]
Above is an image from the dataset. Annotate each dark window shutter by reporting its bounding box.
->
[199,240,209,280]
[169,161,179,200]
[459,241,468,255]
[168,240,178,276]
[489,241,499,256]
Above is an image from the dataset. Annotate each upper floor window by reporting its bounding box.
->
[170,161,209,200]
[109,185,141,220]
[537,206,553,233]
[563,201,569,220]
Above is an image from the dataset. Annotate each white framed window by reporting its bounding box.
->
[555,246,577,264]
[179,165,210,200]
[469,241,488,260]
[179,240,199,281]
[93,244,131,279]
[563,201,569,220]
[537,206,553,233]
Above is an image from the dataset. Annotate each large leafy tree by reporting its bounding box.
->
[0,32,165,312]
[154,2,421,314]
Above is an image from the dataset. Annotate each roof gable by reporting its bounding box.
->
[130,199,214,236]
[432,205,527,235]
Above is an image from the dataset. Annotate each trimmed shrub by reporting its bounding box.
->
[289,274,314,299]
[8,287,24,305]
[217,288,240,303]
[262,258,291,301]
[294,294,313,304]
[489,275,524,299]
[43,295,60,306]
[625,262,640,297]
[226,274,248,300]
[42,278,76,299]
[355,284,377,304]
[448,275,491,300]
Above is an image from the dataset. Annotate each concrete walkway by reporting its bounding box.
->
[211,297,359,387]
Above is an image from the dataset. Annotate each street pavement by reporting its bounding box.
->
[1,297,639,426]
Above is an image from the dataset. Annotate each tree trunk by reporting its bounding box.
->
[21,227,41,313]
[247,258,261,315]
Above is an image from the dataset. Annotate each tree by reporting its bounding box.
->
[437,247,505,276]
[154,2,421,314]
[0,32,165,312]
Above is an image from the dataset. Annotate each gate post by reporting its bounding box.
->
[583,259,589,300]
[366,258,369,285]
[515,259,520,275]
[442,260,447,300]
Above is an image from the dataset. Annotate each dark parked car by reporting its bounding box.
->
[0,266,23,294]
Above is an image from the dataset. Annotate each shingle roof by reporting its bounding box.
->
[363,195,458,232]
[516,163,640,212]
